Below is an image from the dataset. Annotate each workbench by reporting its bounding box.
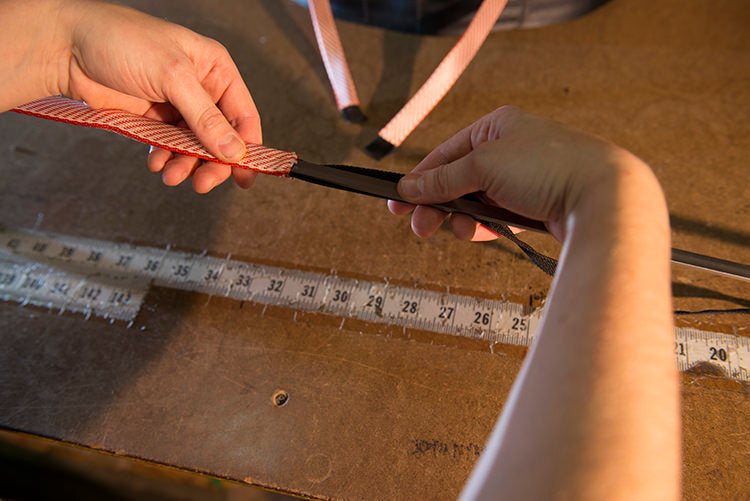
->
[1,0,748,498]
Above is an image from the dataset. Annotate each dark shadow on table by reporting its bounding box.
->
[671,214,750,249]
[672,282,750,309]
[356,30,424,155]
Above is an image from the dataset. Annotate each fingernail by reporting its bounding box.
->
[399,174,424,200]
[219,134,245,161]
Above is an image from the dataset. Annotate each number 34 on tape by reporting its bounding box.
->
[0,226,748,382]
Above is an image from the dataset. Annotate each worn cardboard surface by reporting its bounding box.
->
[0,0,748,498]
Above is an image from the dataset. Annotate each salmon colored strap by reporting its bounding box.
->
[11,96,298,176]
[307,0,508,158]
[368,0,508,157]
[308,0,365,122]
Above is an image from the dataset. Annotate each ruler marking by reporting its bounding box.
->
[1,226,748,381]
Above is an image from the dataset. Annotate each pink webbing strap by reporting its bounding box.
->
[371,0,508,155]
[11,96,298,176]
[308,0,365,123]
[307,0,508,159]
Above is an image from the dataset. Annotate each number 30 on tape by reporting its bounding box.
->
[0,226,748,382]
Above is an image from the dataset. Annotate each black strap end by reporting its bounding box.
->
[365,135,395,160]
[341,105,366,123]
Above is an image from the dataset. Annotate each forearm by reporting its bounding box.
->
[463,155,679,499]
[0,0,79,111]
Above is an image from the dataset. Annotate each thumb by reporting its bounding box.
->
[397,155,482,204]
[167,74,245,163]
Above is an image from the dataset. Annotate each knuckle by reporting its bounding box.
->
[209,39,231,59]
[462,152,487,190]
[432,166,452,198]
[165,56,191,81]
[471,118,493,144]
[492,105,524,130]
[196,107,228,134]
[494,104,519,117]
[202,39,235,71]
[434,144,451,166]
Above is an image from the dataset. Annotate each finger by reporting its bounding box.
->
[387,200,415,216]
[215,74,262,145]
[147,117,191,172]
[449,215,502,241]
[411,122,476,174]
[232,167,257,189]
[397,154,482,205]
[451,214,485,241]
[166,72,246,163]
[148,146,173,172]
[193,162,232,193]
[197,49,262,145]
[410,206,449,238]
[162,155,201,186]
[227,105,261,189]
[407,110,510,176]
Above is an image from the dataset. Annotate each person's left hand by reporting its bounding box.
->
[60,0,262,193]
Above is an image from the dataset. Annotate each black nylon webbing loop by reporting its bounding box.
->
[481,220,558,276]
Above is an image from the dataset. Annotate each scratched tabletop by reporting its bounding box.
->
[1,0,748,498]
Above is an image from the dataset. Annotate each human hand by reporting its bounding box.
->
[388,106,646,242]
[433,108,677,501]
[60,0,262,193]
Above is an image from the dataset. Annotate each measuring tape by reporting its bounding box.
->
[1,225,748,381]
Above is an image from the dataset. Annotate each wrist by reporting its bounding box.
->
[0,0,80,109]
[47,0,89,98]
[565,147,668,237]
[566,151,671,273]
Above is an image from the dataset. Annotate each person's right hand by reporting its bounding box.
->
[388,106,651,242]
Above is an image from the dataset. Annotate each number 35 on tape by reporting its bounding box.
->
[0,226,748,382]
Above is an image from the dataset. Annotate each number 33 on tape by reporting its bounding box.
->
[1,226,748,382]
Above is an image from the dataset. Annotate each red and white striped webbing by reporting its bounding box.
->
[308,0,508,156]
[308,0,361,116]
[11,96,298,176]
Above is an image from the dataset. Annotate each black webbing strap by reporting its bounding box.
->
[480,220,558,276]
[300,163,559,276]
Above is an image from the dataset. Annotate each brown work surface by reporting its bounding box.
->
[1,0,748,499]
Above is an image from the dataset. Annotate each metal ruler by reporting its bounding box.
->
[1,225,748,382]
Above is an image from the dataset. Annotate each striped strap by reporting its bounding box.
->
[308,0,365,122]
[11,96,298,176]
[10,98,561,277]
